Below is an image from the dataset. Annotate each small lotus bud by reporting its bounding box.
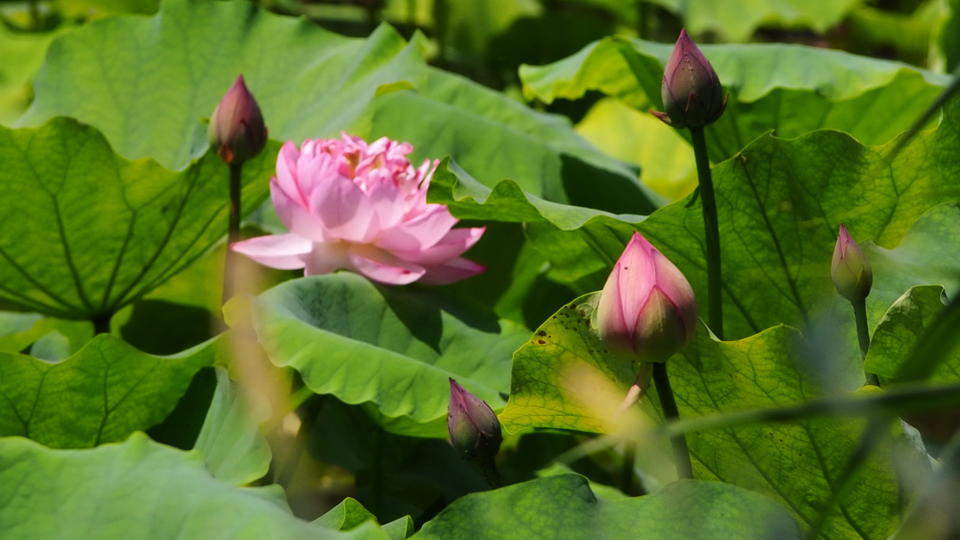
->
[447,378,502,465]
[652,29,725,129]
[831,224,872,302]
[596,232,697,363]
[208,75,267,164]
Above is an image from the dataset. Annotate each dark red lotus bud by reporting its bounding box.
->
[447,378,502,465]
[208,75,267,164]
[652,29,725,129]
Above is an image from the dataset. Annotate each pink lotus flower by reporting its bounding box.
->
[232,134,485,285]
[596,232,697,363]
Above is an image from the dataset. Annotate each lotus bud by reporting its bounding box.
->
[596,232,697,363]
[447,378,502,465]
[831,224,872,302]
[208,75,267,164]
[652,29,725,129]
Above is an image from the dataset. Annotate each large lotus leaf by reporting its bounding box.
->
[501,294,909,538]
[243,273,529,437]
[413,474,801,539]
[431,97,960,342]
[520,36,948,171]
[21,0,654,213]
[0,118,273,319]
[0,433,383,539]
[643,0,861,42]
[0,334,215,448]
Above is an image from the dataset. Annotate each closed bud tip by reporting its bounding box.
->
[656,29,725,129]
[447,378,502,465]
[209,74,267,165]
[831,224,872,302]
[595,232,697,363]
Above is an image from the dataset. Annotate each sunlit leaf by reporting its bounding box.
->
[244,273,528,437]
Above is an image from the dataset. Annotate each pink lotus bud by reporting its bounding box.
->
[831,224,872,302]
[208,75,267,164]
[652,29,725,129]
[447,378,502,464]
[231,134,485,285]
[596,232,697,363]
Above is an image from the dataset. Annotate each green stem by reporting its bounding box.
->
[479,458,501,489]
[652,362,693,479]
[689,127,724,340]
[92,313,111,335]
[663,381,960,438]
[852,298,879,385]
[619,442,638,496]
[221,162,243,304]
[28,0,40,29]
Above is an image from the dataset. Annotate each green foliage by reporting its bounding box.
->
[22,0,655,213]
[433,102,960,348]
[0,118,273,319]
[644,0,862,41]
[502,293,911,537]
[0,334,215,448]
[245,273,528,436]
[866,285,959,384]
[1,0,958,536]
[520,36,949,191]
[414,474,801,539]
